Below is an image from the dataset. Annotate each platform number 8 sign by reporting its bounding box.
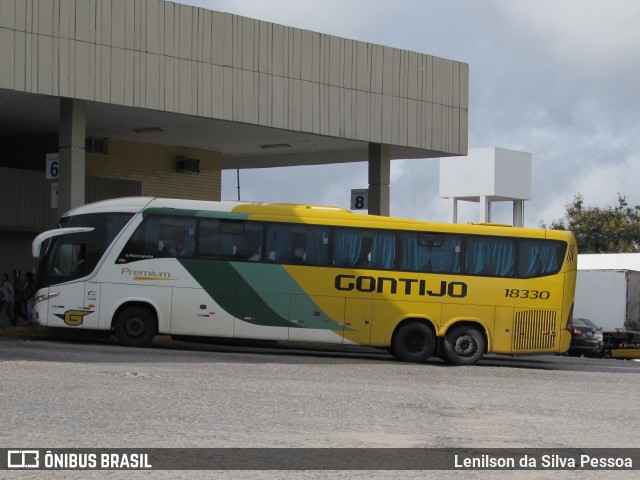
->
[350,189,369,210]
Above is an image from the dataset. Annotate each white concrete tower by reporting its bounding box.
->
[439,147,532,227]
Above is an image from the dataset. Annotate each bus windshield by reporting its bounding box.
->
[36,212,133,289]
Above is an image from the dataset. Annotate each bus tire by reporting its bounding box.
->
[114,306,157,347]
[443,325,485,365]
[391,322,435,363]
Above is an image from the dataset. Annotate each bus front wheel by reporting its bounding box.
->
[443,325,485,365]
[114,306,157,347]
[391,322,435,363]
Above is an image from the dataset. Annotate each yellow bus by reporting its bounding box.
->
[31,197,577,365]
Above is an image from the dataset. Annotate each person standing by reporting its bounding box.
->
[23,271,35,324]
[12,269,27,324]
[0,273,15,326]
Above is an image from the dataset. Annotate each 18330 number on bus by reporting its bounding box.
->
[505,289,550,300]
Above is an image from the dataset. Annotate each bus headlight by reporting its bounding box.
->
[33,291,60,305]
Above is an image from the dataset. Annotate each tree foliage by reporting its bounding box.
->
[544,194,640,253]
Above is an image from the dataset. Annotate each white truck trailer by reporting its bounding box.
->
[576,254,640,358]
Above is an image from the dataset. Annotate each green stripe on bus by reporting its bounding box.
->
[177,259,290,327]
[231,262,347,331]
[177,259,347,331]
[142,208,251,220]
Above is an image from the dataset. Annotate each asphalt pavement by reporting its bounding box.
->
[1,331,640,479]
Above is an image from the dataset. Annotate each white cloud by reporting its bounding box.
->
[191,0,388,42]
[573,153,640,206]
[533,151,640,226]
[496,0,640,73]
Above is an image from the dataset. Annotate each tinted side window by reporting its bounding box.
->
[228,222,263,261]
[368,230,396,270]
[464,236,515,277]
[118,215,196,262]
[197,219,223,257]
[400,233,462,274]
[333,228,396,269]
[518,239,566,278]
[265,224,330,266]
[197,220,263,261]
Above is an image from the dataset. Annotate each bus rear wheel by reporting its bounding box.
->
[443,325,485,365]
[114,306,157,347]
[392,322,435,363]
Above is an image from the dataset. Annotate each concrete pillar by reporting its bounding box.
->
[513,200,524,227]
[58,98,86,214]
[368,143,391,216]
[480,196,491,223]
[448,198,458,223]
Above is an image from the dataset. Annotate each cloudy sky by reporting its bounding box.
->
[179,0,640,227]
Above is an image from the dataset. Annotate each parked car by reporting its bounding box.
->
[567,318,604,357]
